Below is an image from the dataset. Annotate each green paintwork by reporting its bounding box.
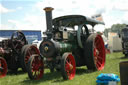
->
[59,42,77,54]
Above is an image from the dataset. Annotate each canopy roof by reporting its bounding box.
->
[53,15,105,27]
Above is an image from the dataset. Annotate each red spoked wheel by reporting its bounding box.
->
[21,45,40,72]
[27,54,44,80]
[94,35,105,70]
[85,34,105,71]
[0,57,7,78]
[61,53,76,80]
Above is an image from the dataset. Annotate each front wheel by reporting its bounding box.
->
[61,53,76,80]
[0,57,7,78]
[20,45,40,72]
[27,54,44,80]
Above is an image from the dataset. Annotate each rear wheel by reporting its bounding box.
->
[11,31,27,54]
[0,57,7,78]
[27,54,44,80]
[84,34,105,71]
[20,45,40,72]
[61,53,76,80]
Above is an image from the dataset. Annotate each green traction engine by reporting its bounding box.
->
[27,7,106,80]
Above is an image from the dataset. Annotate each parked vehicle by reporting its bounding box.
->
[0,31,39,78]
[27,7,106,80]
[120,25,128,57]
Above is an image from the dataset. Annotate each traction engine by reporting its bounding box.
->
[0,31,39,78]
[27,7,106,80]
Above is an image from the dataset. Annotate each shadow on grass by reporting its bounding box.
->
[20,67,95,84]
[120,56,128,59]
[53,67,94,83]
[76,67,95,75]
[7,70,26,75]
[20,71,64,84]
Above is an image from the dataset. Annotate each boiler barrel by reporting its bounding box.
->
[39,40,76,57]
[59,42,73,53]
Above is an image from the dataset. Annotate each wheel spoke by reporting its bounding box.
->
[34,71,37,77]
[95,39,100,45]
[28,49,32,56]
[97,56,103,60]
[14,43,18,49]
[20,36,24,41]
[25,56,29,63]
[28,55,44,80]
[96,63,100,68]
[65,63,70,71]
[94,35,105,70]
[97,61,102,66]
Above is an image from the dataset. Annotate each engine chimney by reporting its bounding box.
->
[44,7,54,32]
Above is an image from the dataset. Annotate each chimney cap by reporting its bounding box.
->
[44,7,54,11]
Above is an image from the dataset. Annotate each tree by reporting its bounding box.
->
[111,24,126,33]
[103,23,126,37]
[104,28,111,37]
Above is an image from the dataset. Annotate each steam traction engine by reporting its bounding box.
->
[0,31,39,78]
[27,7,106,80]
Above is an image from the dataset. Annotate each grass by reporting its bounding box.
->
[0,52,128,85]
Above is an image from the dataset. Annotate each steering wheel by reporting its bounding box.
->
[77,24,89,48]
[11,31,28,54]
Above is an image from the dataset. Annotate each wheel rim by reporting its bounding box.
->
[25,45,40,64]
[11,31,27,54]
[0,57,7,78]
[94,35,105,70]
[31,56,44,80]
[65,54,76,80]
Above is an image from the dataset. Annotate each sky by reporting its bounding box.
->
[0,0,128,32]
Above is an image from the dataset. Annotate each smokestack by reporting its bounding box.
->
[44,7,54,32]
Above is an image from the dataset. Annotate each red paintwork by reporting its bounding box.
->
[94,35,105,70]
[65,54,76,80]
[31,56,44,80]
[0,57,7,78]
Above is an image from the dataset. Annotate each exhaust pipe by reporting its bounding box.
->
[44,7,54,32]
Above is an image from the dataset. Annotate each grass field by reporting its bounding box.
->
[0,52,128,85]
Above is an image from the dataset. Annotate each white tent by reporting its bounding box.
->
[108,32,122,52]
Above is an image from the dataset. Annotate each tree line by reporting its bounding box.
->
[103,24,127,37]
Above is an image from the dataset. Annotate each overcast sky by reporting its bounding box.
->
[0,0,128,32]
